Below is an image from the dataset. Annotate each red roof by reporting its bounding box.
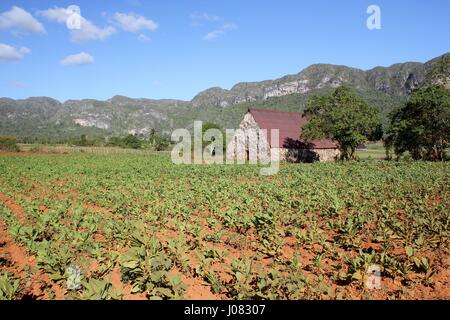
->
[248,108,338,149]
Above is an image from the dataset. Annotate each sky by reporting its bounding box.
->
[0,0,449,102]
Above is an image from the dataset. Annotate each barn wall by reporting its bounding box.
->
[226,113,271,162]
[314,148,341,161]
[281,148,341,162]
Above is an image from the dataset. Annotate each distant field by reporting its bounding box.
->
[0,153,448,300]
[356,143,450,160]
[356,143,386,160]
[17,144,169,155]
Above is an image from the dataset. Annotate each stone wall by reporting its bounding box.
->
[314,148,341,161]
[280,148,341,162]
[226,113,271,162]
[282,148,340,162]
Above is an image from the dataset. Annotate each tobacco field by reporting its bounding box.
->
[0,153,448,300]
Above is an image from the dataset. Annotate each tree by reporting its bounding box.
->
[79,134,88,146]
[149,128,156,138]
[202,122,222,136]
[202,122,223,155]
[0,136,19,152]
[106,136,123,147]
[153,134,170,151]
[122,134,142,149]
[385,85,450,161]
[147,129,170,151]
[301,86,381,160]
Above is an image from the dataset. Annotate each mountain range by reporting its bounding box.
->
[1,52,449,140]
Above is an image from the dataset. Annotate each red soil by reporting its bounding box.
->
[22,178,67,200]
[172,268,222,300]
[0,219,65,299]
[109,266,147,300]
[0,192,28,223]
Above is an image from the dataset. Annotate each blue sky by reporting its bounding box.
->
[0,0,449,102]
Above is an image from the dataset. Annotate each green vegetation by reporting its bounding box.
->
[385,85,450,161]
[149,130,171,151]
[13,132,172,152]
[424,55,450,87]
[0,273,21,300]
[0,154,448,299]
[121,134,143,149]
[201,122,222,135]
[302,87,382,160]
[0,136,19,152]
[201,122,224,154]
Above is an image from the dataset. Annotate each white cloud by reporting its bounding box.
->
[190,12,222,25]
[137,33,151,42]
[72,22,115,43]
[112,12,158,33]
[0,6,46,34]
[204,30,225,41]
[60,52,94,66]
[38,7,115,42]
[204,23,238,41]
[38,7,71,24]
[0,43,30,61]
[191,12,237,40]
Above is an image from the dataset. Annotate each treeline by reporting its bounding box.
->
[8,130,172,151]
[384,85,449,161]
[0,136,20,152]
[302,84,449,161]
[73,132,171,151]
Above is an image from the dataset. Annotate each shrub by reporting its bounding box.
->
[122,134,142,149]
[0,136,19,152]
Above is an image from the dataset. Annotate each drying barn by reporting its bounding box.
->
[226,108,340,162]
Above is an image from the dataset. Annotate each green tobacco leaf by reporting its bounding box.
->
[155,287,172,297]
[131,283,142,293]
[121,260,140,269]
[352,271,363,281]
[405,246,414,258]
[49,273,65,282]
[167,274,181,286]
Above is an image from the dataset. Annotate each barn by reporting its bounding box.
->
[226,108,340,162]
